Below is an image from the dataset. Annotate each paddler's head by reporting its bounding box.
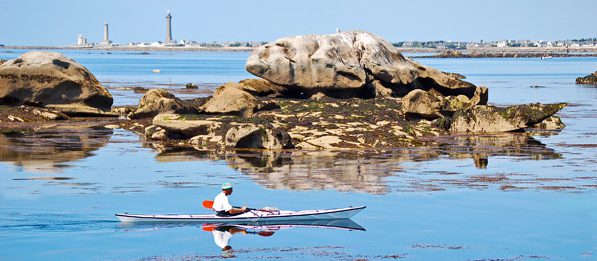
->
[221,182,233,195]
[221,246,234,258]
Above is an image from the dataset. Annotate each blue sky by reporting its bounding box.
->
[1,0,596,45]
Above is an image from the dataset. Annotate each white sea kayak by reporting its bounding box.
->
[116,206,365,223]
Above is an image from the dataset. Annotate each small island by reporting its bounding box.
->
[1,31,567,152]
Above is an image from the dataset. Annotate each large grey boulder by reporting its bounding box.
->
[128,89,197,119]
[246,31,482,99]
[0,51,113,110]
[450,103,567,133]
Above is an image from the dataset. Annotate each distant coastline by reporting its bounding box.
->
[0,45,255,52]
[1,45,597,57]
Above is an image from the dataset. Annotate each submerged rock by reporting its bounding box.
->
[128,89,197,119]
[450,103,567,133]
[0,51,113,110]
[246,31,481,99]
[576,71,597,84]
[185,83,198,89]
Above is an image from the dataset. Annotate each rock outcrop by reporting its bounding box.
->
[151,113,221,138]
[146,113,293,149]
[200,82,258,116]
[402,88,487,119]
[238,78,288,97]
[45,104,118,117]
[246,31,484,100]
[576,71,597,84]
[531,116,565,130]
[199,82,280,117]
[0,52,113,110]
[225,124,293,149]
[401,89,444,119]
[450,103,567,133]
[128,89,197,119]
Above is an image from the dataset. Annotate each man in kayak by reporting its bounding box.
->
[213,182,248,216]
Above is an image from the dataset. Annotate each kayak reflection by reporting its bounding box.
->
[201,219,365,257]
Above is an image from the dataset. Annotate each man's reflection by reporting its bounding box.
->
[205,224,274,258]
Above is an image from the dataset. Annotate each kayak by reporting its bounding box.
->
[116,206,365,223]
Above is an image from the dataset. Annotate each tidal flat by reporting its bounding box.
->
[0,49,596,260]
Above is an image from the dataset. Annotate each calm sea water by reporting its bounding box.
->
[0,49,596,260]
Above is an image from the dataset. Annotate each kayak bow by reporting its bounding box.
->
[116,206,365,222]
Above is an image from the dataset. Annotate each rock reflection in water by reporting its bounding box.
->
[431,133,562,169]
[0,128,112,173]
[152,133,564,193]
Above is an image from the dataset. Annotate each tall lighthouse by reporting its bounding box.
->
[165,10,173,45]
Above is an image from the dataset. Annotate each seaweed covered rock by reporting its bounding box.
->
[450,103,567,133]
[128,89,197,119]
[531,116,565,130]
[576,71,597,84]
[0,51,113,110]
[246,31,483,99]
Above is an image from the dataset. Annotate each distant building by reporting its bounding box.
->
[101,22,112,47]
[76,34,88,47]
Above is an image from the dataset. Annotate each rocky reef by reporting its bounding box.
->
[576,71,597,84]
[0,31,568,152]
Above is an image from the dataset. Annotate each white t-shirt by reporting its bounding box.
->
[212,230,232,249]
[213,192,232,212]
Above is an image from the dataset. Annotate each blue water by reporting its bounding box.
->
[1,50,596,260]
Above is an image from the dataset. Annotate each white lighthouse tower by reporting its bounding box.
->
[101,22,112,47]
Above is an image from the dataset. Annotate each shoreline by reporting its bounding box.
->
[0,45,255,52]
[3,45,597,55]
